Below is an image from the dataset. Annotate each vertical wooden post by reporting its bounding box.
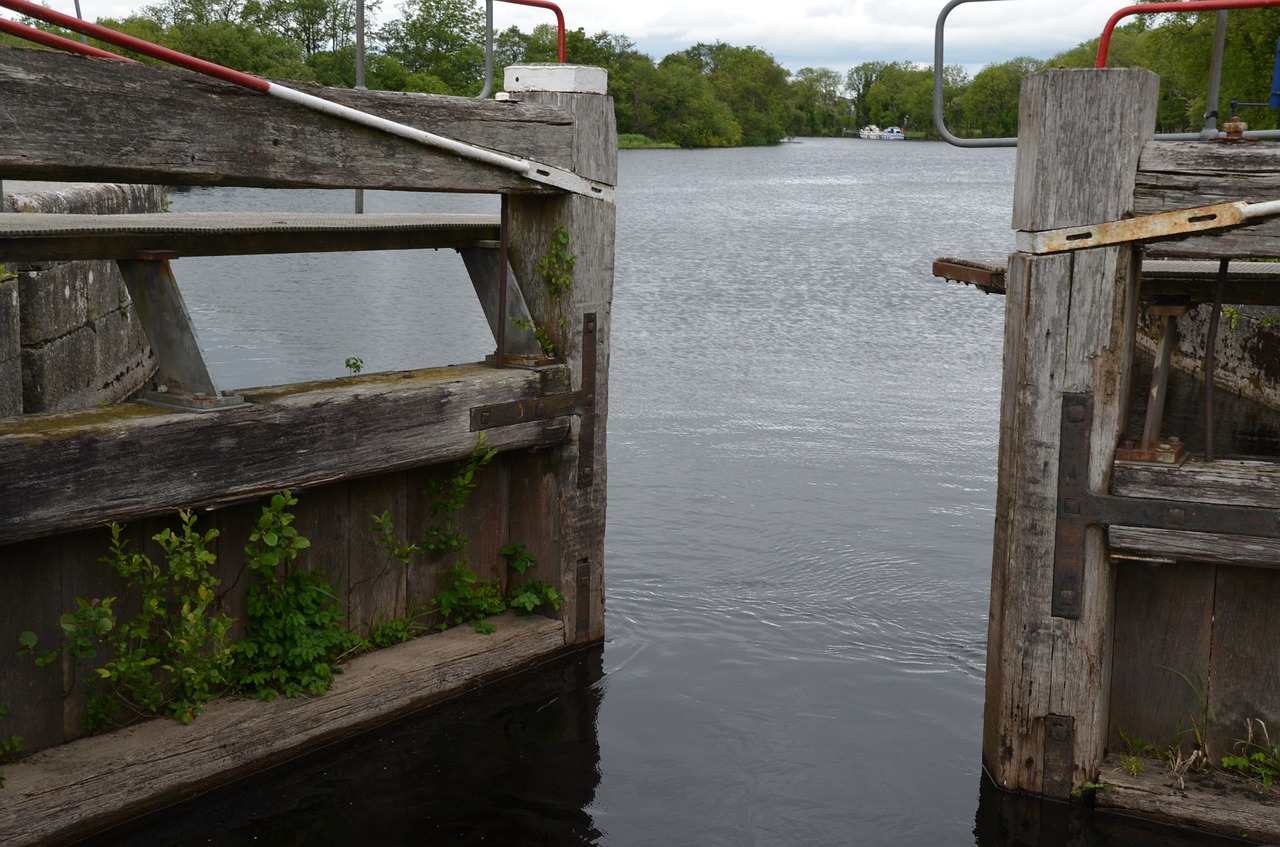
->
[506,66,616,645]
[985,68,1159,796]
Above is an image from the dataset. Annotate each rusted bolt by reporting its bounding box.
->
[1067,404,1086,423]
[480,411,492,426]
[535,401,546,416]
[1168,507,1186,525]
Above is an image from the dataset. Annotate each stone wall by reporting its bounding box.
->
[1,183,161,416]
[1138,303,1280,412]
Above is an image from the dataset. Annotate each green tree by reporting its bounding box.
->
[789,66,849,137]
[956,56,1044,138]
[632,53,742,147]
[682,42,791,145]
[245,0,361,55]
[379,0,484,95]
[845,60,889,127]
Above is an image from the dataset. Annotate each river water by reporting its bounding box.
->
[77,139,1246,846]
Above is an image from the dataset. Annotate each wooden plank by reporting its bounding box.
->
[1112,457,1280,507]
[988,67,1159,797]
[1110,526,1280,567]
[1207,566,1280,758]
[0,46,572,194]
[347,473,408,636]
[1108,561,1214,753]
[1136,141,1280,259]
[0,213,500,263]
[1049,243,1139,790]
[0,613,567,847]
[1013,69,1161,232]
[508,88,614,646]
[985,252,1071,794]
[0,537,69,751]
[0,364,572,545]
[1098,762,1280,842]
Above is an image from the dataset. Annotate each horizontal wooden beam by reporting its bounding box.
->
[0,364,572,545]
[1098,761,1280,843]
[1136,141,1280,259]
[1109,458,1280,565]
[0,46,574,193]
[1112,456,1280,508]
[1109,525,1280,567]
[0,613,568,847]
[0,212,500,262]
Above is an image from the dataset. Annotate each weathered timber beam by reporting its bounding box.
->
[0,212,500,262]
[1109,525,1280,566]
[1112,456,1280,507]
[1136,140,1280,259]
[1098,762,1280,843]
[0,46,574,193]
[0,363,572,545]
[0,613,566,847]
[1109,458,1280,565]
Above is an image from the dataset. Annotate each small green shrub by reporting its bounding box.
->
[0,705,22,789]
[20,513,236,730]
[232,491,360,700]
[1222,719,1280,790]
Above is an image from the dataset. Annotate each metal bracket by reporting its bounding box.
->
[117,252,244,412]
[1053,393,1280,618]
[1016,198,1280,255]
[1042,714,1076,799]
[470,312,597,487]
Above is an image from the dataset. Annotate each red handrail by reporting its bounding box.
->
[0,16,134,60]
[0,0,270,89]
[1096,0,1280,67]
[496,0,565,62]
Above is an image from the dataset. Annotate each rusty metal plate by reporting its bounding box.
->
[1042,714,1076,799]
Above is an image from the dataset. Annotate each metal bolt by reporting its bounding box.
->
[1067,405,1086,423]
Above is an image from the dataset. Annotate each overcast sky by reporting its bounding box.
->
[17,0,1134,76]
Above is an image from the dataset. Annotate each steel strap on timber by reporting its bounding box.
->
[470,312,598,489]
[1054,393,1280,619]
[0,0,614,203]
[1016,198,1280,255]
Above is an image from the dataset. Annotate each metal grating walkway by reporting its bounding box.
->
[0,212,502,261]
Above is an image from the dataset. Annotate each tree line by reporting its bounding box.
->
[4,0,1279,144]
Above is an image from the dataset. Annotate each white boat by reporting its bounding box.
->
[877,126,905,140]
[858,125,880,139]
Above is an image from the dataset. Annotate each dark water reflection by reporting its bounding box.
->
[69,140,1256,845]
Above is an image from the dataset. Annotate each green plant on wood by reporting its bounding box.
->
[1070,779,1116,797]
[1118,727,1156,776]
[510,316,558,359]
[1161,665,1216,761]
[0,705,22,789]
[21,513,236,730]
[0,265,14,283]
[431,561,507,634]
[232,491,360,700]
[1222,719,1280,790]
[1221,306,1241,330]
[344,356,364,376]
[501,543,564,616]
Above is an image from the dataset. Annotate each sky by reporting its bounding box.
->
[11,0,1139,77]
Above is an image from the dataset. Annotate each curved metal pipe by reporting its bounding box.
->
[1095,0,1280,67]
[933,0,1019,147]
[497,0,566,63]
